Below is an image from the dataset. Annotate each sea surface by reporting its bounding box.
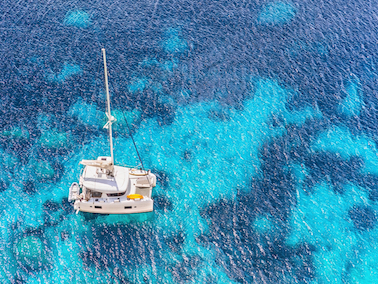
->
[1,0,378,283]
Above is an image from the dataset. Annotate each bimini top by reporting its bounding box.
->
[81,164,129,193]
[80,158,113,170]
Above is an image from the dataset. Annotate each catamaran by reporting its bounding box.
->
[68,48,156,214]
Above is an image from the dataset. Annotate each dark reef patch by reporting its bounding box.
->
[198,117,370,283]
[41,198,75,227]
[60,231,70,241]
[303,154,364,194]
[111,267,132,284]
[49,160,65,183]
[1,138,32,165]
[208,109,231,122]
[43,200,60,212]
[349,205,377,231]
[169,255,202,283]
[12,275,27,284]
[153,170,170,189]
[79,224,195,282]
[163,231,185,253]
[199,129,317,282]
[368,186,378,202]
[182,149,193,162]
[132,90,177,126]
[200,195,315,283]
[153,195,173,212]
[79,224,163,269]
[0,179,9,193]
[22,180,37,195]
[60,197,73,213]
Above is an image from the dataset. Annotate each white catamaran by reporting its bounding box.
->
[68,48,157,214]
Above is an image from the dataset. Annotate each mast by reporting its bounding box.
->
[102,48,115,166]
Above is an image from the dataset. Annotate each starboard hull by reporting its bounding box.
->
[74,198,153,214]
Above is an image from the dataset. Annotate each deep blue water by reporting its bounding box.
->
[1,0,378,283]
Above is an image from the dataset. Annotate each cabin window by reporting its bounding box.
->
[124,206,132,209]
[95,206,102,209]
[92,191,102,198]
[108,192,124,197]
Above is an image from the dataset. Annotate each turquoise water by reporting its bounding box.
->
[1,0,378,282]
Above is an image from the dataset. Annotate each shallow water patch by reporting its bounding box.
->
[162,28,189,55]
[38,129,69,149]
[258,1,296,25]
[253,214,274,233]
[68,98,104,128]
[46,62,82,83]
[1,126,29,140]
[338,77,364,117]
[286,182,370,282]
[349,205,377,231]
[63,10,91,28]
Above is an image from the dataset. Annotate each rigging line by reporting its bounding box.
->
[108,79,146,171]
[121,109,146,171]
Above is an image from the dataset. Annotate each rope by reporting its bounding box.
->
[108,78,145,171]
[121,108,145,171]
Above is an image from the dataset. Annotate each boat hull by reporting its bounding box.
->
[74,198,153,214]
